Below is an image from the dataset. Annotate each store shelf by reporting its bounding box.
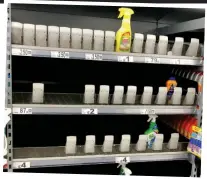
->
[12,92,196,115]
[12,45,203,66]
[13,143,189,169]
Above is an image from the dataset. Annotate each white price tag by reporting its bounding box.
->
[170,59,180,65]
[13,162,30,169]
[118,56,133,62]
[12,48,32,56]
[145,57,160,64]
[115,157,130,164]
[85,53,103,60]
[51,51,70,58]
[82,108,98,114]
[13,108,32,114]
[141,109,155,115]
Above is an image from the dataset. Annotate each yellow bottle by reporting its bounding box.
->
[116,8,134,52]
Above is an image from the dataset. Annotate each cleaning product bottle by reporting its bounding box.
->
[118,163,132,175]
[166,77,177,101]
[144,114,159,149]
[116,8,134,52]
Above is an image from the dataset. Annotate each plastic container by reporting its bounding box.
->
[116,8,134,52]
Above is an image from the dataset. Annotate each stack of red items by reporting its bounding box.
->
[162,115,197,139]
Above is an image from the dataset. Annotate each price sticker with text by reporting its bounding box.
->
[141,109,155,115]
[85,53,103,60]
[145,57,160,64]
[170,59,180,65]
[51,51,70,58]
[13,162,30,169]
[82,108,98,114]
[13,108,32,114]
[115,157,130,164]
[12,49,32,56]
[118,56,134,62]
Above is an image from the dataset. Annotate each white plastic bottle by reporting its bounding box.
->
[12,22,23,44]
[144,34,156,54]
[48,26,60,48]
[36,25,47,47]
[60,27,71,48]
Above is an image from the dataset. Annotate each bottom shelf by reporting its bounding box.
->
[13,143,189,169]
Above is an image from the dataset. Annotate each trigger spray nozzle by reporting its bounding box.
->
[147,114,158,122]
[118,8,134,19]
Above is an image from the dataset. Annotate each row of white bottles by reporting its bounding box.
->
[31,83,195,106]
[84,85,196,105]
[12,22,115,51]
[132,34,199,57]
[12,22,200,57]
[65,133,180,154]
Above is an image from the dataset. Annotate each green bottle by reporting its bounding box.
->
[144,114,159,149]
[118,163,132,175]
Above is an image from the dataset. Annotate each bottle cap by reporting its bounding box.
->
[169,77,176,80]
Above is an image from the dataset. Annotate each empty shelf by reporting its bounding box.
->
[12,93,196,115]
[13,143,189,169]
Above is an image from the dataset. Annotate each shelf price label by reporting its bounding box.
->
[118,56,133,62]
[51,51,70,59]
[13,162,30,169]
[12,48,32,56]
[141,109,155,115]
[85,53,103,60]
[82,108,98,114]
[170,59,180,65]
[145,57,160,64]
[115,157,130,164]
[13,108,32,115]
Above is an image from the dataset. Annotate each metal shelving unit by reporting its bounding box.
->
[5,3,203,177]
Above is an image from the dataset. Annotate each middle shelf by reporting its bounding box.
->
[12,93,196,115]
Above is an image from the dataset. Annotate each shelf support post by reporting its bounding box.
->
[6,3,13,172]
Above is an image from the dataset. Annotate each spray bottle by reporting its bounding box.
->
[166,77,177,102]
[116,8,134,52]
[144,114,159,149]
[118,162,132,175]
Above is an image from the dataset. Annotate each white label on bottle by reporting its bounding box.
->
[85,53,103,60]
[51,51,70,58]
[13,108,32,114]
[82,108,98,114]
[145,57,160,64]
[141,109,155,115]
[115,157,130,164]
[118,56,134,62]
[13,162,30,169]
[170,59,180,65]
[12,48,32,56]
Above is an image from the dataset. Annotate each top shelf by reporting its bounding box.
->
[12,45,203,66]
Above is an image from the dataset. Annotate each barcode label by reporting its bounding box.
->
[12,49,32,56]
[13,108,32,114]
[82,108,98,114]
[85,53,103,60]
[118,56,133,62]
[51,51,70,58]
[145,57,160,64]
